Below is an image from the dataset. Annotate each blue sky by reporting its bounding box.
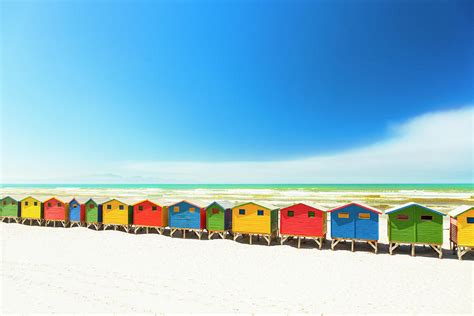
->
[1,1,473,183]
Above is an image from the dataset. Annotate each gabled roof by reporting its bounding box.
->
[167,200,204,209]
[0,196,18,202]
[43,196,66,204]
[448,205,474,218]
[232,201,279,210]
[385,202,445,216]
[327,202,381,214]
[206,200,234,210]
[20,196,41,202]
[86,197,111,205]
[132,199,163,207]
[281,202,327,212]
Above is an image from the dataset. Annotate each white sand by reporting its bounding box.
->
[1,217,473,314]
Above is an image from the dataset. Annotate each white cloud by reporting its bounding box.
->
[122,106,474,183]
[2,106,473,183]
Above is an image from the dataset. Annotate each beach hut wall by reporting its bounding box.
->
[132,200,168,227]
[43,197,68,221]
[448,205,474,247]
[20,196,43,220]
[328,202,381,241]
[168,200,205,229]
[386,203,444,244]
[280,203,327,237]
[102,199,133,225]
[231,202,279,235]
[0,196,20,217]
[68,198,86,222]
[206,201,233,231]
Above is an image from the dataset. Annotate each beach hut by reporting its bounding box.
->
[43,197,69,227]
[205,201,233,239]
[131,199,168,234]
[20,196,43,225]
[448,205,474,260]
[168,200,206,239]
[231,202,279,245]
[84,198,105,230]
[68,198,86,227]
[386,202,445,258]
[102,198,133,232]
[0,196,20,222]
[280,203,327,249]
[328,202,381,253]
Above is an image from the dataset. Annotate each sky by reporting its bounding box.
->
[1,0,473,183]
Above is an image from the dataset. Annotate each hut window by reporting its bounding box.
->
[2,201,5,205]
[212,208,219,214]
[119,205,124,210]
[358,213,370,220]
[287,210,294,217]
[397,214,409,221]
[25,202,29,206]
[12,201,16,205]
[239,209,245,215]
[257,210,264,216]
[138,206,143,211]
[308,211,315,218]
[48,203,52,207]
[57,203,62,207]
[338,212,349,219]
[107,205,111,210]
[34,202,38,206]
[189,207,195,213]
[152,206,157,211]
[421,215,433,221]
[174,206,179,213]
[466,217,474,224]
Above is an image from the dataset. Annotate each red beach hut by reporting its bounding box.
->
[43,197,68,227]
[131,199,168,234]
[280,203,327,249]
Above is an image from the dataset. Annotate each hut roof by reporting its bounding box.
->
[167,199,205,209]
[232,201,279,210]
[448,205,474,218]
[20,196,42,202]
[132,199,166,207]
[43,196,67,204]
[280,202,327,212]
[206,200,234,210]
[0,196,18,202]
[385,202,445,216]
[85,197,111,205]
[327,202,381,214]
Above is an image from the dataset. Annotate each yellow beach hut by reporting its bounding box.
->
[449,205,474,260]
[20,196,43,225]
[232,202,279,245]
[102,198,133,232]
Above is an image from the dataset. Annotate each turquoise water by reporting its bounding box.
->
[1,183,473,192]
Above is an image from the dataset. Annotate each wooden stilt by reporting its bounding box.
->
[351,240,355,252]
[298,237,301,249]
[249,234,252,245]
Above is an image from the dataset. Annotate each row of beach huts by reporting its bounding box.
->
[0,196,473,259]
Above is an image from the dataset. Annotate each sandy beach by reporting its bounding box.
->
[1,215,473,314]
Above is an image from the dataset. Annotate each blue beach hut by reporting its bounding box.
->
[168,200,206,239]
[328,202,381,253]
[68,198,86,227]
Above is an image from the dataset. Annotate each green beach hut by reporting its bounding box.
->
[84,198,107,230]
[1,196,20,222]
[206,201,233,239]
[386,202,445,258]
